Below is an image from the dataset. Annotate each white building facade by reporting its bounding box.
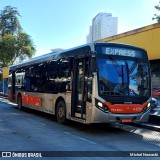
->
[86,12,118,42]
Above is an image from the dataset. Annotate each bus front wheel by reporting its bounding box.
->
[56,101,67,124]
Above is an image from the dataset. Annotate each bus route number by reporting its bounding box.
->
[105,47,136,57]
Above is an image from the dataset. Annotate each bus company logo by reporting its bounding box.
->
[2,152,11,157]
[1,152,42,158]
[111,108,123,112]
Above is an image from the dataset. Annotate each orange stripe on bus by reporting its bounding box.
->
[104,101,148,114]
[22,95,42,107]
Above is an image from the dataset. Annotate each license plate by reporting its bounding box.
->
[121,118,132,123]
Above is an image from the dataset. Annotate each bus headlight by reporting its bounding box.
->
[95,99,110,113]
[98,102,103,107]
[147,103,150,108]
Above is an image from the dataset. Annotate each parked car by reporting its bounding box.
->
[151,87,160,97]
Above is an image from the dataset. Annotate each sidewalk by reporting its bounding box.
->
[0,93,8,99]
[132,116,160,132]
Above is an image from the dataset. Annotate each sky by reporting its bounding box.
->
[0,0,159,57]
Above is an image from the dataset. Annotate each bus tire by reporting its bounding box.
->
[17,95,23,110]
[56,100,67,124]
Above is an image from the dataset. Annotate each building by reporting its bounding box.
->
[86,12,118,42]
[86,26,92,43]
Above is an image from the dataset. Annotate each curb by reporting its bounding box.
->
[130,122,160,132]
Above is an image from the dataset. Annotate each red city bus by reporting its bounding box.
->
[8,42,151,124]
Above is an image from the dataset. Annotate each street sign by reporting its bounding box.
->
[2,67,9,79]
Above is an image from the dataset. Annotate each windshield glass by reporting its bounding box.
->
[98,57,150,97]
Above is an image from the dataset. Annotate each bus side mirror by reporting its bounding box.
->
[90,56,97,73]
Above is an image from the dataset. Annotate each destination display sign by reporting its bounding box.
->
[100,47,144,58]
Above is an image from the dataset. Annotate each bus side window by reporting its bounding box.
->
[57,59,71,92]
[25,75,30,91]
[45,60,58,92]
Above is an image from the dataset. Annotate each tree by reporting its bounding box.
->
[152,1,160,22]
[0,34,16,67]
[0,6,21,35]
[0,6,36,67]
[0,32,35,67]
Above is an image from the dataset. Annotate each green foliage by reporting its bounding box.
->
[0,6,21,35]
[0,5,36,68]
[0,34,16,67]
[12,31,35,64]
[0,32,35,67]
[152,1,160,22]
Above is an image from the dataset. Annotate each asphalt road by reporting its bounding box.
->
[0,98,160,160]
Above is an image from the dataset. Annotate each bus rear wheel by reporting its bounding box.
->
[56,101,67,124]
[17,95,23,110]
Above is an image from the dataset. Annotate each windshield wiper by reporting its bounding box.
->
[128,61,137,75]
[109,55,123,77]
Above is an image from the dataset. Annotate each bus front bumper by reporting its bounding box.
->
[91,106,151,123]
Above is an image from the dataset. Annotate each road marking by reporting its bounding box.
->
[39,123,46,126]
[0,113,27,116]
[27,118,46,126]
[64,131,97,145]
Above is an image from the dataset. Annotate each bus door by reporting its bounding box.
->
[9,71,16,102]
[71,58,88,119]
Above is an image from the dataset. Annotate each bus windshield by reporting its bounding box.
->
[97,57,150,97]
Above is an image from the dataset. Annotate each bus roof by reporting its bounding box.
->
[9,51,60,71]
[9,43,94,71]
[9,42,146,71]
